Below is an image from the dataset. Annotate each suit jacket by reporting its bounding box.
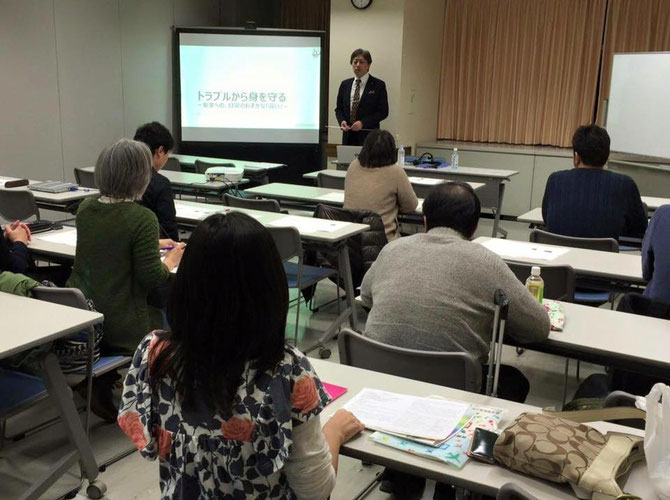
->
[335,75,389,130]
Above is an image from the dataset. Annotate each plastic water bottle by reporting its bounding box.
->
[397,144,405,166]
[525,266,544,303]
[450,148,459,170]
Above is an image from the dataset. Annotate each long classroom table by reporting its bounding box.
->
[311,359,655,498]
[0,176,99,213]
[474,236,645,292]
[0,292,105,499]
[171,154,285,183]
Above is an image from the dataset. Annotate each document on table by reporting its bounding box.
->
[268,216,348,233]
[408,177,443,185]
[176,205,221,220]
[343,388,471,440]
[38,229,77,246]
[479,238,569,261]
[315,192,345,203]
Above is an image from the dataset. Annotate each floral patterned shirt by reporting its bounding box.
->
[118,332,332,499]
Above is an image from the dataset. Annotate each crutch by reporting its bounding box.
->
[486,289,509,398]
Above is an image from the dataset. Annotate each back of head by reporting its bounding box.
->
[423,182,481,238]
[572,124,610,167]
[94,138,152,200]
[133,121,174,155]
[154,212,288,413]
[357,129,396,168]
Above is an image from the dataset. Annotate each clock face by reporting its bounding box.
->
[351,0,372,9]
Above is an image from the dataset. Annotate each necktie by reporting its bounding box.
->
[351,79,361,122]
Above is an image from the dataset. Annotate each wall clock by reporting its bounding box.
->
[351,0,373,10]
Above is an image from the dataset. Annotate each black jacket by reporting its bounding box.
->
[140,170,179,241]
[0,235,29,273]
[335,75,389,131]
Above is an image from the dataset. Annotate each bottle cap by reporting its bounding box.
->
[453,148,458,152]
[531,266,541,276]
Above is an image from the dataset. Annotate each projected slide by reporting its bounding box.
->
[179,33,321,144]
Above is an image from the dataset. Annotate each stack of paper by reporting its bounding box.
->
[343,388,471,441]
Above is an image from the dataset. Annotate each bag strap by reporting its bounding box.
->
[579,433,645,500]
[542,407,646,423]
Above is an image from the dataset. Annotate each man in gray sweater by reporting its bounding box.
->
[361,181,550,403]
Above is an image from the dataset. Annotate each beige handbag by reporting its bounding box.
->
[494,412,645,500]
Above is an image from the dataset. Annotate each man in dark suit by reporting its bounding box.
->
[335,49,389,146]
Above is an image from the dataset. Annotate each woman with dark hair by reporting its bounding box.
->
[118,212,364,499]
[344,129,418,240]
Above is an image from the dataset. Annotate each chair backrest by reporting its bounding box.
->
[31,286,89,310]
[338,328,482,392]
[316,171,345,190]
[73,167,97,188]
[223,193,282,213]
[163,157,181,171]
[530,229,619,253]
[0,189,40,221]
[506,262,576,302]
[496,483,539,500]
[267,226,302,262]
[194,159,237,174]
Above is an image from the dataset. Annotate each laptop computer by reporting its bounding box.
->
[336,145,362,165]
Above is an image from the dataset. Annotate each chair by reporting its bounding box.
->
[223,193,283,213]
[30,286,131,428]
[338,328,482,392]
[0,368,47,448]
[267,226,338,345]
[163,157,181,171]
[0,189,40,221]
[194,159,237,174]
[316,171,345,190]
[506,262,575,302]
[74,167,97,188]
[496,483,539,500]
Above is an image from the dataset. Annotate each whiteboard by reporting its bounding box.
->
[606,52,670,159]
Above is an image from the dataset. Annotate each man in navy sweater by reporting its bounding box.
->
[335,49,388,146]
[542,125,647,240]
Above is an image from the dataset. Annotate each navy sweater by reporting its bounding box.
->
[642,205,670,302]
[140,170,179,241]
[0,236,29,273]
[542,168,647,240]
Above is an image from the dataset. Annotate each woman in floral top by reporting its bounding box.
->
[119,212,364,499]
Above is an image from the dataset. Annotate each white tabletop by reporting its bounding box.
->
[474,236,645,284]
[302,170,484,190]
[160,170,248,190]
[311,359,654,498]
[551,301,670,371]
[171,154,285,172]
[174,200,369,244]
[0,291,103,359]
[518,198,667,225]
[0,176,99,204]
[642,196,670,210]
[402,165,518,180]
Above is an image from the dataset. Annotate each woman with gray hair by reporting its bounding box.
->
[68,138,184,420]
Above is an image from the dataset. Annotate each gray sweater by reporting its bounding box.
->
[360,227,550,363]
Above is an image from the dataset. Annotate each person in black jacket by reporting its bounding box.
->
[0,220,31,273]
[134,121,179,241]
[335,49,389,146]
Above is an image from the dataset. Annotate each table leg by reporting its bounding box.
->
[337,244,359,331]
[492,182,507,238]
[27,352,100,496]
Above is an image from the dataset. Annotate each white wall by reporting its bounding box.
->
[0,0,219,182]
[328,0,446,151]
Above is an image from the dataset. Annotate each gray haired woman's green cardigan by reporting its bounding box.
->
[67,199,169,355]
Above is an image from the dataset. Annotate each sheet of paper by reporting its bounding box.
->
[315,192,345,203]
[408,177,442,185]
[176,205,221,220]
[268,216,348,233]
[343,388,470,440]
[38,229,77,246]
[479,238,570,262]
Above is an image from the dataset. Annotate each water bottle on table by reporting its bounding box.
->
[525,266,544,303]
[450,148,459,170]
[397,144,405,166]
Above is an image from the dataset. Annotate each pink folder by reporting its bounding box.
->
[323,382,348,402]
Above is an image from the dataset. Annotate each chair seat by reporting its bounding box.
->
[283,262,337,290]
[0,368,47,417]
[574,290,611,304]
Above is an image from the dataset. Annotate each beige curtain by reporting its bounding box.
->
[280,0,330,30]
[438,0,607,147]
[597,0,670,123]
